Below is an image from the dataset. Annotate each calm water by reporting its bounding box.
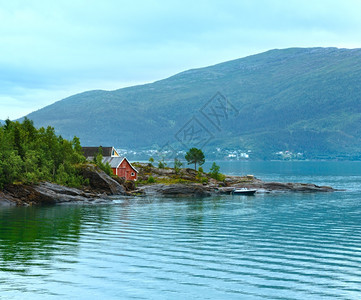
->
[1,161,361,299]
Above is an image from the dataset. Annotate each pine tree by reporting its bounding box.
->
[185,148,205,170]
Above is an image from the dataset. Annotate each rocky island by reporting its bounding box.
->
[131,163,336,197]
[0,119,337,207]
[0,162,336,207]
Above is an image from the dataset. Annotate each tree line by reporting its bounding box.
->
[0,118,86,189]
[0,119,226,190]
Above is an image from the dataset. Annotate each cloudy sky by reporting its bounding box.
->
[1,0,361,120]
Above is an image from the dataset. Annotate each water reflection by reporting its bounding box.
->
[0,206,83,271]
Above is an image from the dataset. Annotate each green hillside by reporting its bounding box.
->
[25,47,361,159]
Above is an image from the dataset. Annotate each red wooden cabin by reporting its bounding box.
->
[82,146,138,181]
[103,157,138,181]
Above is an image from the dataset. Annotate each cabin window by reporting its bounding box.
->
[131,172,135,176]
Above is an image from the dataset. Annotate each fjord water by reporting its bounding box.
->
[1,162,361,299]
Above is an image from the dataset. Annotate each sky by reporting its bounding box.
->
[1,0,361,120]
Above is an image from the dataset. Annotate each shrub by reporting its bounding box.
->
[218,173,226,182]
[209,162,219,179]
[93,149,113,176]
[209,162,225,181]
[158,159,166,169]
[201,177,209,184]
[147,176,156,183]
[174,158,183,174]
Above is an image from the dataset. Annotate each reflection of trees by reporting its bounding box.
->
[184,196,225,237]
[0,205,124,273]
[0,206,83,269]
[186,198,205,236]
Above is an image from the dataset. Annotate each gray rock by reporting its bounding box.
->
[1,163,127,206]
[138,183,211,197]
[78,164,125,195]
[34,182,102,204]
[232,181,336,193]
[0,192,17,206]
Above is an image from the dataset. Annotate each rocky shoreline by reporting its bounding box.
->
[0,164,128,206]
[132,164,336,197]
[0,164,337,206]
[135,181,335,198]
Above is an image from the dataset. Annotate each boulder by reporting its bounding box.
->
[151,167,175,176]
[0,191,19,206]
[3,184,56,206]
[34,182,104,204]
[78,164,125,195]
[1,182,108,206]
[124,180,136,191]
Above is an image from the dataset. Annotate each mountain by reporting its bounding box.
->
[25,47,361,159]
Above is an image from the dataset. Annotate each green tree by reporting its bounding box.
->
[174,158,183,174]
[209,162,225,181]
[209,162,220,180]
[72,136,85,164]
[158,159,165,169]
[23,150,40,184]
[157,156,167,169]
[0,119,87,189]
[94,147,112,176]
[13,125,25,159]
[185,148,205,170]
[94,146,103,165]
[148,157,154,167]
[0,151,22,187]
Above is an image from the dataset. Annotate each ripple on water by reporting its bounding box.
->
[1,181,361,299]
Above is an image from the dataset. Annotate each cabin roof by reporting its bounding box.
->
[82,146,118,158]
[102,156,125,168]
[102,156,138,173]
[82,146,137,173]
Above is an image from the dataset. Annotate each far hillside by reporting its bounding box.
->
[25,47,361,159]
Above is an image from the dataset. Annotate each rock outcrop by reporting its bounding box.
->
[217,182,335,194]
[137,183,211,197]
[257,182,334,192]
[0,164,126,206]
[1,184,55,206]
[136,163,335,196]
[1,182,106,206]
[78,164,125,195]
[131,163,337,197]
[135,181,335,198]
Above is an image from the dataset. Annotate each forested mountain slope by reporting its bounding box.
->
[25,47,361,158]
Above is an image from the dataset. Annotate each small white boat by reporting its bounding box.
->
[232,188,257,195]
